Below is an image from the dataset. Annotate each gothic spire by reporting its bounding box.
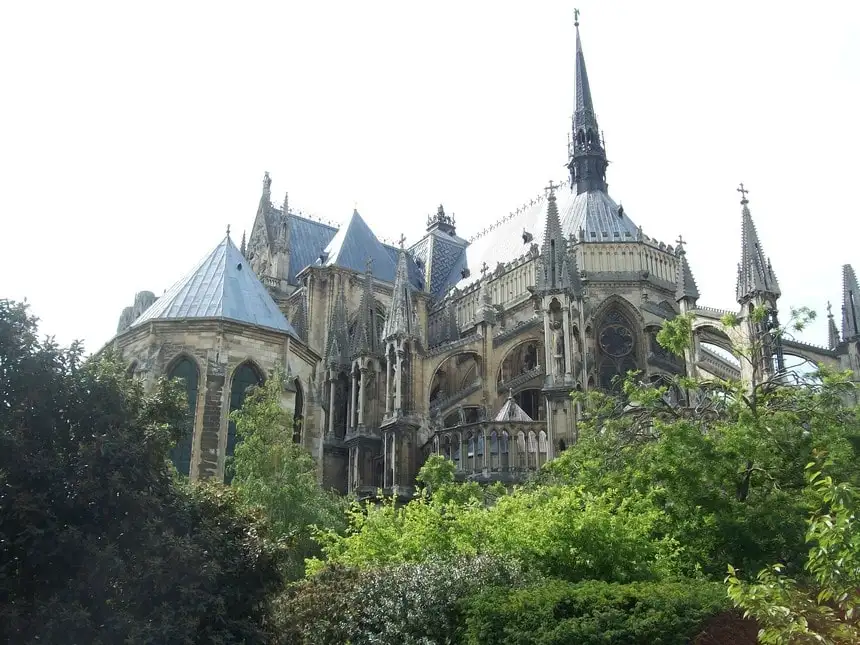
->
[382,245,417,341]
[841,264,860,341]
[240,230,247,257]
[674,237,699,303]
[827,300,841,349]
[735,184,780,304]
[351,259,379,357]
[568,11,608,195]
[535,181,581,295]
[325,277,350,367]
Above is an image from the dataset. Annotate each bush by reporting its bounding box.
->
[272,555,529,645]
[461,578,729,645]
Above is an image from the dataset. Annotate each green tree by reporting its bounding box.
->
[0,299,280,644]
[726,458,860,644]
[230,372,346,580]
[546,307,860,577]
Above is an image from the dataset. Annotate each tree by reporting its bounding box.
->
[229,372,346,580]
[0,299,280,644]
[726,457,860,644]
[545,307,859,577]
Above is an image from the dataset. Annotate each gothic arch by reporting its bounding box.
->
[225,360,266,481]
[496,338,543,387]
[165,354,200,477]
[293,377,304,443]
[693,323,735,355]
[593,300,642,391]
[587,294,645,328]
[428,351,483,405]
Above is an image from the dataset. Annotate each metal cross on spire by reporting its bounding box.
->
[574,7,580,26]
[827,300,833,317]
[737,183,749,204]
[480,261,489,277]
[397,233,406,248]
[226,224,231,238]
[545,179,560,195]
[675,234,685,248]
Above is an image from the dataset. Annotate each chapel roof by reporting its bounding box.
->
[132,234,299,337]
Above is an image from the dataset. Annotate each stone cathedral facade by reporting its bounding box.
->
[108,19,860,496]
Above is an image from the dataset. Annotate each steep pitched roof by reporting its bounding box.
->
[319,209,397,279]
[132,234,298,337]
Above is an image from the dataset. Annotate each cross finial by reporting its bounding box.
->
[545,179,560,195]
[827,300,833,317]
[226,224,231,238]
[480,261,489,276]
[397,233,406,248]
[737,182,749,204]
[574,8,580,26]
[676,234,685,248]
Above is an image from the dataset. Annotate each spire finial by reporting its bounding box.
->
[397,233,406,248]
[508,388,514,400]
[226,224,231,238]
[545,179,560,197]
[574,7,580,27]
[365,257,374,273]
[240,230,247,256]
[737,182,749,205]
[675,234,686,254]
[827,300,833,318]
[262,171,271,191]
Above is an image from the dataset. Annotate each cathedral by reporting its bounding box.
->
[108,17,860,496]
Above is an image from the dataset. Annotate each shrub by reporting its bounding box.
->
[461,578,729,645]
[272,555,529,645]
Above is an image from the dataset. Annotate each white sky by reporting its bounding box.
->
[2,1,858,353]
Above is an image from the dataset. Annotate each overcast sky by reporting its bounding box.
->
[2,1,858,353]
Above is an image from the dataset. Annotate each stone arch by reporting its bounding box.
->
[587,294,645,328]
[225,360,266,481]
[165,354,200,477]
[496,337,543,387]
[126,359,139,379]
[592,299,642,391]
[428,350,483,407]
[512,387,543,420]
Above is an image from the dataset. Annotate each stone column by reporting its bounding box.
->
[383,433,389,488]
[327,373,335,436]
[385,346,393,415]
[562,306,573,377]
[542,307,553,376]
[394,347,404,413]
[348,367,357,431]
[358,365,367,426]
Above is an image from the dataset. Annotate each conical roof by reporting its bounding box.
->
[675,246,699,302]
[495,392,533,422]
[132,234,298,337]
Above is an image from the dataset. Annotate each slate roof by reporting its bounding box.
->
[409,228,468,298]
[132,235,299,337]
[457,182,639,289]
[675,249,699,302]
[284,212,337,284]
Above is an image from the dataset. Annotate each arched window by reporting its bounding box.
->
[226,362,264,481]
[500,431,510,469]
[596,308,639,391]
[538,431,549,467]
[168,357,199,476]
[293,379,304,444]
[528,431,538,469]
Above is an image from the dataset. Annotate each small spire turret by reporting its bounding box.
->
[842,264,860,341]
[827,300,841,349]
[382,245,418,341]
[535,181,581,296]
[735,184,780,304]
[351,259,380,358]
[674,235,699,304]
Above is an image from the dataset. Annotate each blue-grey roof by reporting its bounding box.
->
[409,229,468,298]
[317,209,424,289]
[132,235,299,337]
[283,212,337,284]
[457,182,640,289]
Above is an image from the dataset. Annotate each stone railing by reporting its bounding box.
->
[429,379,483,416]
[497,365,545,393]
[492,316,541,347]
[426,333,480,358]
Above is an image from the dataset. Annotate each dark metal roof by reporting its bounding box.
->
[284,212,337,284]
[132,235,298,337]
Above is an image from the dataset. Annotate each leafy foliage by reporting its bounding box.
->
[273,555,528,645]
[726,458,860,644]
[0,299,280,644]
[309,457,678,582]
[230,373,346,580]
[461,578,729,645]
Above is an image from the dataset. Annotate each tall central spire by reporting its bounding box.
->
[568,11,608,195]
